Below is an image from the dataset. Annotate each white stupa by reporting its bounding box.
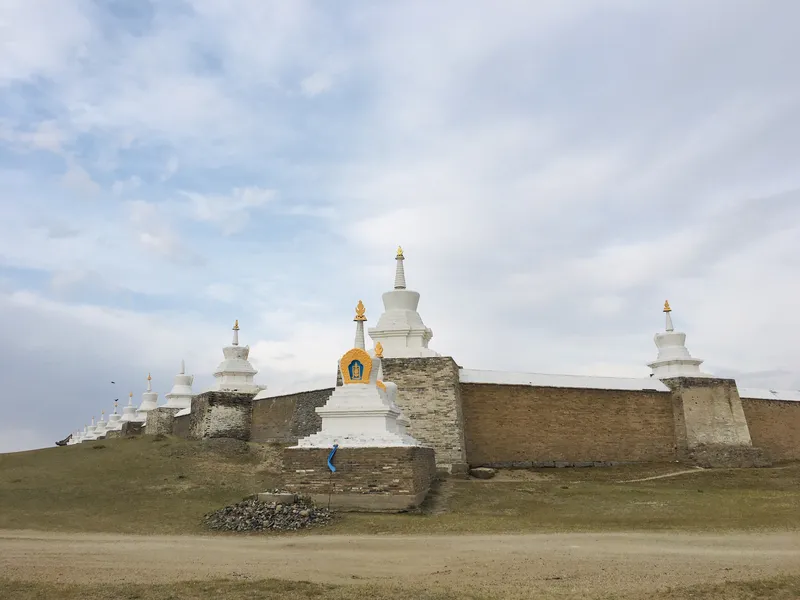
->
[83,417,98,441]
[648,301,711,379]
[165,360,194,416]
[121,392,137,422]
[295,301,419,448]
[94,411,108,438]
[368,246,440,358]
[106,400,123,431]
[207,320,266,394]
[134,373,160,423]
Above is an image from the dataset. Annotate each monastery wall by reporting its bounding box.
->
[251,388,332,444]
[460,381,677,467]
[380,357,468,474]
[740,397,800,462]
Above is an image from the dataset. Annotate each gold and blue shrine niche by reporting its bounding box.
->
[340,348,372,385]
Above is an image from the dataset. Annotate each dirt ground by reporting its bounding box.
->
[2,530,799,598]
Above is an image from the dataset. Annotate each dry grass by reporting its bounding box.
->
[0,436,281,534]
[1,436,799,535]
[2,575,800,600]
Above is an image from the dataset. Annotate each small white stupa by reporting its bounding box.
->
[165,360,194,416]
[207,320,266,394]
[648,301,711,379]
[295,301,418,448]
[134,373,160,423]
[106,400,123,431]
[121,392,137,422]
[83,417,98,441]
[94,411,108,438]
[368,246,440,358]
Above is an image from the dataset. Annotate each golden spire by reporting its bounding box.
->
[663,300,671,313]
[396,245,404,258]
[129,391,133,398]
[375,342,384,358]
[147,372,151,381]
[354,300,367,321]
[233,319,239,330]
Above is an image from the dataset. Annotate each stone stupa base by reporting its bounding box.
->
[283,445,437,512]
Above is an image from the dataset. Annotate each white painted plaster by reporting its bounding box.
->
[206,322,266,394]
[738,387,800,402]
[459,368,671,392]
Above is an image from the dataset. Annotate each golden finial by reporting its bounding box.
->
[129,391,133,398]
[147,372,151,381]
[354,300,367,321]
[396,245,404,258]
[663,300,671,313]
[233,319,239,330]
[375,342,384,358]
[101,410,105,416]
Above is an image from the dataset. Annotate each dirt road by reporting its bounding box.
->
[2,530,799,597]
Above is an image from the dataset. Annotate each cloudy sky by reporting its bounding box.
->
[1,0,799,453]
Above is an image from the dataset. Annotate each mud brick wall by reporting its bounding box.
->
[379,357,467,474]
[461,383,677,466]
[172,414,191,438]
[283,446,436,498]
[145,407,179,436]
[189,392,255,441]
[251,388,332,443]
[741,398,800,462]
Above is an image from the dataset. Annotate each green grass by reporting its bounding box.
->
[1,436,799,535]
[2,574,800,600]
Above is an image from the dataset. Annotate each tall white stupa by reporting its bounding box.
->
[165,360,194,416]
[207,320,266,394]
[648,301,711,379]
[296,301,418,448]
[135,373,160,422]
[368,246,440,358]
[83,417,98,441]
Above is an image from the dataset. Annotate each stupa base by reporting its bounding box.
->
[282,445,437,512]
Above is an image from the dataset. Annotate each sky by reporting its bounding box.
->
[1,0,799,453]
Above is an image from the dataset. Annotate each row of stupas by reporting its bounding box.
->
[66,247,711,445]
[66,319,266,444]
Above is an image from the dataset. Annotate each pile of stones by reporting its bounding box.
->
[204,493,332,532]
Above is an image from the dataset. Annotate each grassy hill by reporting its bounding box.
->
[1,435,800,535]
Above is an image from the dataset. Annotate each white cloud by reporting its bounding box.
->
[183,186,277,234]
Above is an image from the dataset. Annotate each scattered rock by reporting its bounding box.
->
[203,496,332,532]
[469,467,496,480]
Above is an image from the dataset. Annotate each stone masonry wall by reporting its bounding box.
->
[283,446,437,512]
[173,414,191,438]
[380,357,467,474]
[740,398,800,462]
[145,407,179,436]
[251,388,333,444]
[663,377,767,468]
[461,383,677,466]
[188,391,255,441]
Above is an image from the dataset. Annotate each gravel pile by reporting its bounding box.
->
[203,497,332,532]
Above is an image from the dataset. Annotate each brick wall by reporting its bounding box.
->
[251,388,332,443]
[283,445,436,512]
[461,383,677,466]
[741,398,800,462]
[189,392,254,441]
[380,357,467,473]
